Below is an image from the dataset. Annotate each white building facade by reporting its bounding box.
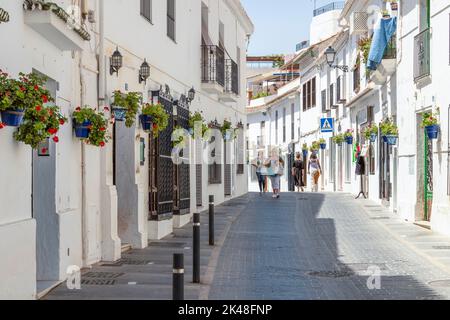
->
[0,0,252,300]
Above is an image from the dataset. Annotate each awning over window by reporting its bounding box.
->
[0,8,10,23]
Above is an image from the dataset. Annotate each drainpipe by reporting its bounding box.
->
[98,0,105,108]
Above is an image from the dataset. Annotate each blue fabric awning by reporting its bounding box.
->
[367,17,397,70]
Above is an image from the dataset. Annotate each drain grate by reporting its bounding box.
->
[83,272,124,279]
[307,270,354,278]
[81,279,116,286]
[432,246,450,250]
[148,241,187,248]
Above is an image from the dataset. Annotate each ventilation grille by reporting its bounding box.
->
[350,12,369,35]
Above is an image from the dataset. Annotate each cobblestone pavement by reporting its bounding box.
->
[208,192,450,300]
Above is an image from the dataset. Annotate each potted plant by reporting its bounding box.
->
[363,123,379,143]
[380,118,398,145]
[14,105,67,149]
[421,110,440,140]
[332,134,345,146]
[221,120,233,140]
[381,9,391,18]
[310,141,320,154]
[188,111,208,138]
[140,103,169,137]
[0,71,52,127]
[344,129,354,145]
[302,143,309,158]
[319,138,327,150]
[357,36,372,65]
[111,91,141,127]
[390,0,398,11]
[72,106,110,147]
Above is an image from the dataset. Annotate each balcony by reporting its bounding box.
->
[370,34,397,85]
[414,28,431,82]
[313,1,345,17]
[23,0,90,51]
[221,59,239,102]
[201,45,225,95]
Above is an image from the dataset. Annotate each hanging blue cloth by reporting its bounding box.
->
[367,17,397,70]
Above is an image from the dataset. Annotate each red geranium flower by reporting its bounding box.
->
[104,106,110,112]
[36,105,42,112]
[59,119,65,125]
[0,122,5,129]
[99,141,106,147]
[34,85,39,91]
[75,107,81,111]
[41,148,48,154]
[53,136,59,143]
[42,95,48,103]
[48,128,58,135]
[20,87,26,92]
[100,127,106,132]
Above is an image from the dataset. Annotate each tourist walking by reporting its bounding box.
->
[265,149,284,199]
[308,153,322,192]
[292,153,305,192]
[252,154,266,195]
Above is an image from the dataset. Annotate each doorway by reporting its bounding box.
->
[416,113,433,222]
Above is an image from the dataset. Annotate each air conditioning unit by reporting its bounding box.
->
[350,12,369,35]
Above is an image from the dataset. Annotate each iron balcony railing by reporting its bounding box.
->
[202,45,225,87]
[225,59,239,95]
[414,28,431,81]
[383,33,397,59]
[313,1,345,17]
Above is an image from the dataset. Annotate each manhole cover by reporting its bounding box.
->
[370,217,390,220]
[83,272,123,279]
[307,270,354,278]
[429,280,450,288]
[432,246,450,250]
[81,279,116,286]
[148,242,187,248]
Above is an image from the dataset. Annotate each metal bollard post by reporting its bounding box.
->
[173,254,184,300]
[193,212,201,284]
[209,195,215,246]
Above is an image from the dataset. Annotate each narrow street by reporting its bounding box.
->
[46,192,450,300]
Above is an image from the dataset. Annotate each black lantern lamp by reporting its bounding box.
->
[325,46,349,72]
[139,59,151,84]
[110,47,123,76]
[187,87,196,103]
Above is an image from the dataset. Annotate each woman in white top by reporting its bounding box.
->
[308,153,322,192]
[265,149,284,199]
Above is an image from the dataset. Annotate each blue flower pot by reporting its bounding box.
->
[425,125,439,140]
[112,106,126,121]
[320,143,326,150]
[385,135,398,145]
[139,114,153,132]
[74,120,91,138]
[370,133,377,143]
[302,150,308,159]
[345,136,354,145]
[1,109,25,127]
[382,136,388,143]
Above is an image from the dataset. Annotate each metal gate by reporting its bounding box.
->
[149,86,175,221]
[287,143,295,191]
[224,139,232,196]
[174,95,191,215]
[424,129,433,221]
[379,131,391,203]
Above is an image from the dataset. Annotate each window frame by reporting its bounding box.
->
[167,0,176,42]
[140,0,153,24]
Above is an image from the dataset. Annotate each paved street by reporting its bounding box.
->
[46,192,450,300]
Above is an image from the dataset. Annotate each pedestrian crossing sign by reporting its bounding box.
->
[320,118,334,133]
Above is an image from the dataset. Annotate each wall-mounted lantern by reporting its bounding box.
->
[139,59,151,84]
[110,47,123,76]
[187,87,196,103]
[325,46,349,72]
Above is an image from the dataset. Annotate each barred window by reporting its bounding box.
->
[208,135,222,184]
[140,0,152,23]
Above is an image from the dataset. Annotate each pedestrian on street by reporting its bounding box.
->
[252,153,266,195]
[265,149,284,199]
[308,153,322,193]
[292,152,305,192]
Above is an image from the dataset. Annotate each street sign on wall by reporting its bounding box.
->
[320,118,334,133]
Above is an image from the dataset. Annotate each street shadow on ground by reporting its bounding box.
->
[208,192,444,300]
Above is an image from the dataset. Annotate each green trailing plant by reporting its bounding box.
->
[332,133,345,145]
[221,120,232,138]
[302,143,308,151]
[251,91,270,100]
[310,141,320,152]
[141,103,169,137]
[357,36,372,64]
[188,111,208,137]
[380,118,399,136]
[14,105,67,149]
[0,71,53,112]
[73,106,110,147]
[112,91,141,127]
[363,123,379,139]
[319,138,326,145]
[421,110,440,128]
[344,129,354,139]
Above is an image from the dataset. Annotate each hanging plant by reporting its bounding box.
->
[421,110,440,140]
[140,103,169,137]
[380,118,398,136]
[344,129,354,144]
[310,141,320,152]
[188,111,208,137]
[14,105,66,149]
[72,106,110,147]
[318,138,327,150]
[111,91,141,127]
[332,133,345,145]
[0,71,53,127]
[363,123,379,142]
[221,120,233,140]
[357,36,372,64]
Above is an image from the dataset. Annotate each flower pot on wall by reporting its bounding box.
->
[74,120,91,138]
[112,106,126,121]
[390,2,398,11]
[302,150,308,159]
[320,143,326,150]
[425,125,439,140]
[139,114,153,132]
[1,109,25,127]
[385,135,398,145]
[370,133,377,143]
[345,136,354,145]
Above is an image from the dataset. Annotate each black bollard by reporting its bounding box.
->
[173,253,184,300]
[209,195,215,246]
[193,213,201,284]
